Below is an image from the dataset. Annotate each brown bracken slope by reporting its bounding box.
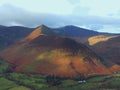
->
[0,25,119,78]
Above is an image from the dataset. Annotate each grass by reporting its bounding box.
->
[0,72,120,90]
[9,86,31,90]
[7,73,48,89]
[0,56,120,90]
[0,57,9,78]
[80,82,100,89]
[24,65,35,71]
[0,57,32,90]
[101,77,120,88]
[0,78,18,90]
[87,75,108,82]
[60,80,78,87]
[1,70,120,90]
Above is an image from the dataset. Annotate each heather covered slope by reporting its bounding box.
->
[88,35,120,65]
[0,25,113,78]
[0,25,33,50]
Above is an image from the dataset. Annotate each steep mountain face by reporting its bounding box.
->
[0,25,113,78]
[88,35,120,65]
[0,26,33,50]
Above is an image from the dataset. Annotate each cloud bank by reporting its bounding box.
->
[0,3,120,33]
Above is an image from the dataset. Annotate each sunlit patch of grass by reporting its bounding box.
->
[35,49,72,61]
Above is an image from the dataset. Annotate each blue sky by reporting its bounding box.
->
[0,0,120,33]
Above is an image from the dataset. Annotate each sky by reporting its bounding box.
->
[0,0,120,33]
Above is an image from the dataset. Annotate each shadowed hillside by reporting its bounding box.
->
[53,25,100,37]
[88,35,120,65]
[0,25,115,78]
[0,25,33,50]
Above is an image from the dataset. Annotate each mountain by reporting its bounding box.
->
[0,25,118,50]
[53,25,100,37]
[88,35,118,46]
[88,35,120,65]
[23,25,55,42]
[0,26,33,50]
[52,25,119,44]
[1,25,117,78]
[0,25,97,50]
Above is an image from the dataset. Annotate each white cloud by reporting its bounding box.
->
[80,0,120,17]
[68,0,80,5]
[0,0,120,33]
[0,0,74,15]
[98,25,120,33]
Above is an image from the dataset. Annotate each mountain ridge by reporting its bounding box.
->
[1,25,117,78]
[0,24,119,50]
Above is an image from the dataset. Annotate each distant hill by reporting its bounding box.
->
[1,25,119,78]
[52,25,119,43]
[0,25,119,50]
[88,35,120,65]
[23,25,55,41]
[0,26,33,50]
[52,25,100,37]
[88,35,118,46]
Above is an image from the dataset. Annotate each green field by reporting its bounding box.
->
[0,78,31,90]
[0,57,120,90]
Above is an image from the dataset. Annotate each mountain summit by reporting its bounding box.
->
[23,25,55,41]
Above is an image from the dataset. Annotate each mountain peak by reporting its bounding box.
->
[37,24,48,29]
[23,25,55,41]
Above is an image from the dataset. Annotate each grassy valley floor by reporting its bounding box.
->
[0,57,120,90]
